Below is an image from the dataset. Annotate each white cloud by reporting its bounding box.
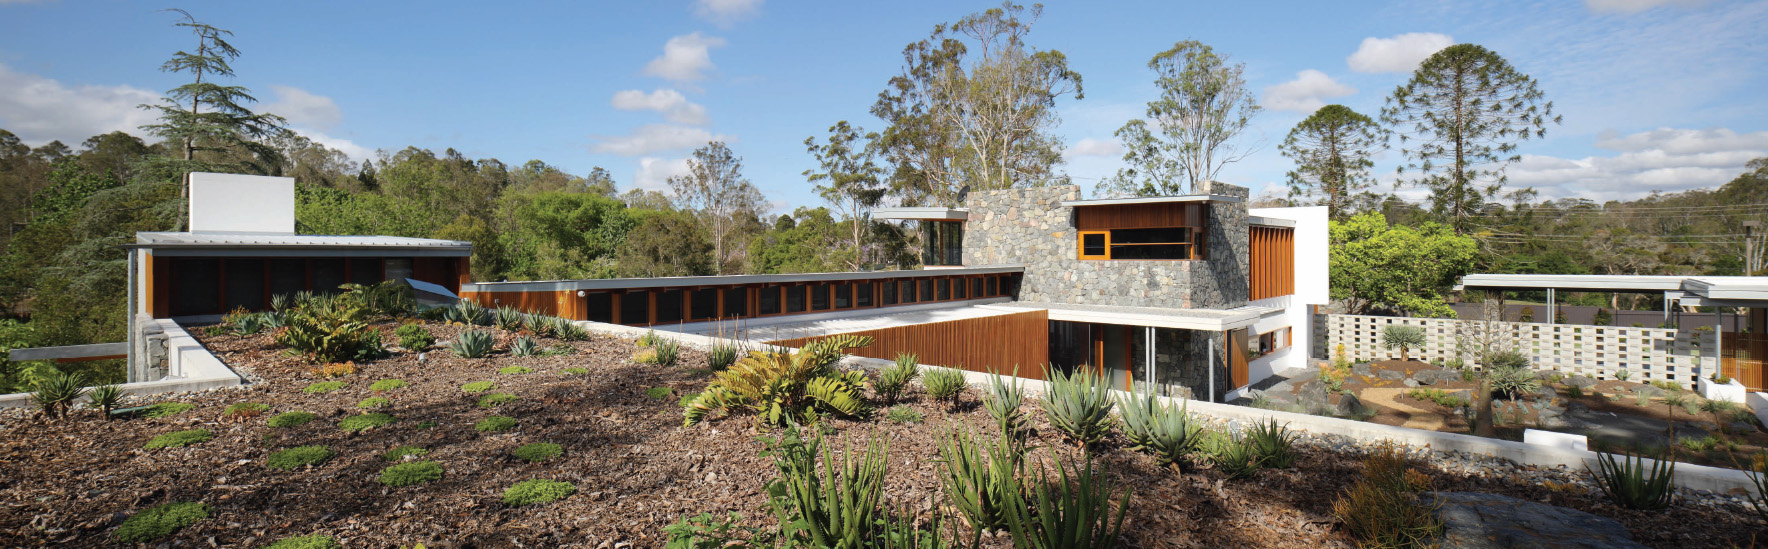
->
[263,85,342,131]
[1507,127,1768,200]
[643,32,727,82]
[1346,32,1454,73]
[694,0,763,27]
[610,89,708,125]
[590,124,728,157]
[634,156,690,192]
[1064,138,1122,158]
[1262,69,1357,113]
[294,127,374,163]
[1585,0,1707,13]
[0,62,158,145]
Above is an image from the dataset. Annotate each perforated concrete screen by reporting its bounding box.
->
[188,172,295,233]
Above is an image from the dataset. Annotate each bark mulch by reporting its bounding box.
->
[0,323,1760,547]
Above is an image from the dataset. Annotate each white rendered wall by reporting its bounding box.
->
[189,172,295,233]
[1244,205,1330,383]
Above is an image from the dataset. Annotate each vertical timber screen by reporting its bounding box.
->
[766,310,1051,380]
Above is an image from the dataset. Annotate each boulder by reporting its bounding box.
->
[1336,393,1369,416]
[1431,492,1647,549]
[1378,369,1406,381]
[1352,363,1373,377]
[1288,368,1319,382]
[1412,369,1449,385]
[1731,421,1759,435]
[1403,378,1420,388]
[1297,381,1328,408]
[1566,401,1589,414]
[1566,375,1597,389]
[1634,385,1664,398]
[1538,386,1559,401]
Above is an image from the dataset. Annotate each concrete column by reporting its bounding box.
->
[1546,288,1556,324]
[1208,333,1217,403]
[1144,326,1155,395]
[1664,291,1672,326]
[126,248,138,382]
[1716,308,1724,378]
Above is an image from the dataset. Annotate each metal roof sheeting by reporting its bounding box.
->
[135,231,472,250]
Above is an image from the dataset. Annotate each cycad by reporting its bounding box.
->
[683,334,874,427]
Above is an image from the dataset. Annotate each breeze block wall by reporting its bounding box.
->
[962,184,1250,310]
[1325,313,1714,384]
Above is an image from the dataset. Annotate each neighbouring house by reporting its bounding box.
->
[462,181,1327,402]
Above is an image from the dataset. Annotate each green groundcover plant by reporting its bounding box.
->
[504,479,575,506]
[114,502,209,543]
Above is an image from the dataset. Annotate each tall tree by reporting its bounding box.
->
[1100,40,1260,197]
[804,121,886,271]
[1380,43,1559,234]
[1278,105,1387,219]
[1330,212,1478,318]
[668,141,766,274]
[873,2,1081,206]
[137,9,288,229]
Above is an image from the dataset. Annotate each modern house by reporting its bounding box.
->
[463,181,1327,402]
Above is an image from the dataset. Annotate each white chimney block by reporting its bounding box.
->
[188,172,295,233]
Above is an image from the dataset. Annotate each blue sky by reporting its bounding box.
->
[2,0,1765,213]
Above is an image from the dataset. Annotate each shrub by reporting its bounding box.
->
[1589,450,1675,510]
[357,396,391,409]
[303,381,347,394]
[1117,389,1203,468]
[1041,366,1115,447]
[311,361,357,378]
[637,330,663,347]
[477,415,518,432]
[871,356,920,407]
[708,341,741,371]
[1488,364,1540,402]
[1566,384,1585,398]
[144,429,213,449]
[224,402,268,418]
[1333,442,1443,549]
[265,534,342,549]
[683,335,872,427]
[268,411,318,428]
[461,381,496,394]
[268,445,336,469]
[1246,419,1298,469]
[382,445,428,461]
[762,428,890,545]
[114,502,208,543]
[512,442,563,462]
[88,384,123,418]
[1614,369,1633,382]
[662,512,767,549]
[563,367,589,375]
[380,461,444,487]
[637,337,681,366]
[339,413,395,433]
[981,371,1026,437]
[510,335,540,358]
[1381,325,1427,361]
[448,329,495,358]
[1406,388,1468,409]
[479,392,519,408]
[370,379,408,392]
[499,366,534,375]
[884,405,925,424]
[504,479,576,506]
[646,386,673,400]
[394,322,434,350]
[923,368,968,408]
[29,371,86,420]
[1594,308,1614,326]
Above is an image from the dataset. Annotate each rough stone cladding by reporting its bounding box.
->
[961,184,1250,310]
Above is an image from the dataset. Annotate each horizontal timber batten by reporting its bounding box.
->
[765,309,1051,380]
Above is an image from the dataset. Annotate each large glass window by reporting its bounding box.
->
[759,286,781,315]
[901,280,917,303]
[921,221,964,266]
[585,292,614,324]
[689,288,717,321]
[655,290,684,324]
[855,283,873,307]
[172,258,220,315]
[786,285,807,313]
[835,284,852,308]
[810,284,830,310]
[919,279,934,302]
[224,259,266,311]
[936,278,951,301]
[881,280,897,306]
[348,258,383,285]
[620,291,649,325]
[385,258,413,283]
[1078,227,1202,260]
[269,258,307,301]
[312,258,345,294]
[723,288,748,318]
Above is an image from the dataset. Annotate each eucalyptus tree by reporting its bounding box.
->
[1380,44,1559,234]
[804,121,887,270]
[872,2,1081,207]
[668,141,766,274]
[1279,105,1387,219]
[1100,40,1260,197]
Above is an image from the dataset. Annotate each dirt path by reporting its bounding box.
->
[1361,388,1447,431]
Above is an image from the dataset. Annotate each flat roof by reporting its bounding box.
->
[992,301,1279,331]
[734,302,1022,342]
[1247,215,1297,227]
[131,231,473,256]
[462,265,1026,293]
[871,207,969,221]
[1458,274,1768,304]
[1059,194,1244,208]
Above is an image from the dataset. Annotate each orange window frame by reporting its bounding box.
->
[1078,231,1110,260]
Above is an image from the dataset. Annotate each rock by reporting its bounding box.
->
[1450,389,1474,402]
[1567,401,1589,414]
[1352,363,1373,377]
[1403,378,1420,388]
[1298,380,1328,407]
[1537,386,1558,400]
[1288,368,1319,382]
[1336,393,1369,416]
[1731,421,1759,434]
[1566,375,1597,389]
[1431,492,1648,549]
[1538,408,1572,429]
[1378,369,1406,381]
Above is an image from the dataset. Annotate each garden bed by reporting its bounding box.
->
[0,324,1760,547]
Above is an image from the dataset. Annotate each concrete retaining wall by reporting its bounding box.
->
[0,320,244,408]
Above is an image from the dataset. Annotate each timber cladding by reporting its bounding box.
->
[1249,225,1294,301]
[1073,203,1206,230]
[765,309,1051,380]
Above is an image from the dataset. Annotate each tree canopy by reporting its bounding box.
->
[1330,212,1478,318]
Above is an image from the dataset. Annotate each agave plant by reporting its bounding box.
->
[1589,450,1675,510]
[444,299,489,326]
[510,336,540,358]
[682,334,873,427]
[550,316,589,340]
[88,384,124,420]
[1041,366,1116,448]
[30,371,87,421]
[1245,418,1298,469]
[924,369,968,410]
[494,306,527,331]
[448,329,496,358]
[708,341,742,371]
[1117,389,1202,468]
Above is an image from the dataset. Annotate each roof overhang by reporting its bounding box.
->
[1248,215,1297,228]
[871,207,969,221]
[1059,194,1243,208]
[1457,273,1768,306]
[992,301,1277,331]
[127,231,473,257]
[463,265,1025,293]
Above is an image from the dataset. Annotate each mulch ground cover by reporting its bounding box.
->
[0,323,1762,547]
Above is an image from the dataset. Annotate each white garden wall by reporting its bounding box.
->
[1327,313,1714,384]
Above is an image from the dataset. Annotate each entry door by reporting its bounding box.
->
[1228,328,1250,389]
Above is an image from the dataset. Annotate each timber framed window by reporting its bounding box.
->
[1077,227,1201,260]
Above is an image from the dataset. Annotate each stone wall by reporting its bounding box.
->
[961,184,1250,310]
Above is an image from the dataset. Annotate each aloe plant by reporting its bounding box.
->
[1245,418,1298,469]
[1041,366,1115,447]
[447,329,495,358]
[1589,450,1674,510]
[983,370,1026,439]
[493,306,526,331]
[999,455,1133,548]
[1116,389,1202,468]
[88,384,124,420]
[924,369,967,409]
[30,371,86,420]
[873,354,921,405]
[762,427,890,547]
[935,428,1022,535]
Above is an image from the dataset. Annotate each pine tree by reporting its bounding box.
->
[1278,105,1387,219]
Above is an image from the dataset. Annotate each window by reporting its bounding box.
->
[987,276,998,296]
[656,290,684,324]
[855,283,872,307]
[1256,327,1291,356]
[620,291,649,325]
[689,288,718,321]
[901,280,917,303]
[172,258,220,315]
[385,258,413,283]
[810,284,830,310]
[936,278,951,301]
[881,281,897,305]
[954,278,968,299]
[835,284,852,308]
[723,288,747,318]
[1077,227,1202,260]
[919,279,934,302]
[348,258,383,285]
[972,277,986,298]
[759,286,781,315]
[224,259,266,311]
[786,285,807,313]
[311,259,345,294]
[269,258,307,300]
[585,292,614,324]
[921,221,964,266]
